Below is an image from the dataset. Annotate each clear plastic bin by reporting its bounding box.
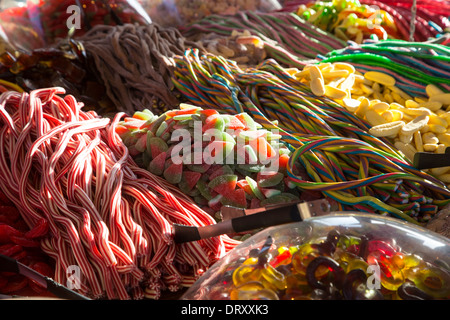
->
[182,213,450,300]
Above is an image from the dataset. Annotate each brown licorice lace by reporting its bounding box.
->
[79,23,194,115]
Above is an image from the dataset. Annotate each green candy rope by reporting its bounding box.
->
[320,39,450,95]
[321,53,450,85]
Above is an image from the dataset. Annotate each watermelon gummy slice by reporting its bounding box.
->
[186,163,211,173]
[178,170,202,193]
[163,162,183,184]
[237,179,252,195]
[208,194,223,212]
[197,179,213,200]
[147,136,168,158]
[221,188,247,209]
[260,188,282,199]
[226,116,246,130]
[134,133,147,153]
[208,175,238,196]
[257,171,284,188]
[208,165,234,181]
[244,176,265,200]
[148,151,167,176]
[203,140,235,164]
[260,193,300,206]
[133,111,153,121]
[117,106,307,217]
[203,114,225,132]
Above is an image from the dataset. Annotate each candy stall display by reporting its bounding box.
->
[182,213,450,300]
[0,87,241,299]
[0,0,151,51]
[170,49,450,224]
[115,105,307,222]
[0,24,194,115]
[179,10,347,68]
[297,39,450,167]
[283,0,450,42]
[0,0,449,301]
[142,0,282,28]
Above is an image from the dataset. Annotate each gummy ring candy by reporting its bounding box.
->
[397,281,434,300]
[291,243,322,276]
[306,256,345,290]
[368,251,405,291]
[232,263,262,287]
[343,268,367,300]
[412,266,450,298]
[343,269,384,300]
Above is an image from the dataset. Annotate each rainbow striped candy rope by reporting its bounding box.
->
[171,49,450,223]
[286,136,450,223]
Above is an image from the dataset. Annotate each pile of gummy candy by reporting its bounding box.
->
[185,228,450,300]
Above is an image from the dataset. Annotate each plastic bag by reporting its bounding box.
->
[0,0,152,52]
[0,4,46,52]
[182,213,450,300]
[141,0,282,27]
